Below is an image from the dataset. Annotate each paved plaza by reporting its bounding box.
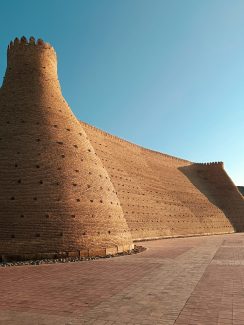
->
[1,233,244,325]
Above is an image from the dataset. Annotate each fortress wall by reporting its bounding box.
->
[1,37,243,261]
[0,38,133,260]
[82,122,244,240]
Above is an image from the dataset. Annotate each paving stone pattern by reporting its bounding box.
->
[1,233,244,324]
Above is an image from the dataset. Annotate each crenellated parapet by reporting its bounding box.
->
[2,36,58,92]
[195,161,224,167]
[7,36,53,53]
[6,36,56,65]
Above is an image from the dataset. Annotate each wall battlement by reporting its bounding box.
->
[7,36,53,52]
[195,161,224,167]
[2,36,59,95]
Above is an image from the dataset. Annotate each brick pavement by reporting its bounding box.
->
[1,233,244,324]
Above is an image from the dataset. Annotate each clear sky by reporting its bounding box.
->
[0,1,244,185]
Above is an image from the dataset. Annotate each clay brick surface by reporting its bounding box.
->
[83,123,244,240]
[0,37,133,259]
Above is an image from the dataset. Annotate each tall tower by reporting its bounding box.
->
[0,37,133,261]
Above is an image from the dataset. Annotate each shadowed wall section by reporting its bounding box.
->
[238,186,244,196]
[82,122,244,239]
[179,163,244,232]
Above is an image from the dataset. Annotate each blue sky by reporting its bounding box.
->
[0,1,244,184]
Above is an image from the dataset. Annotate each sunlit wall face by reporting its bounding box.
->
[0,0,243,185]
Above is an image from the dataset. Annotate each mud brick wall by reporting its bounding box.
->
[83,122,244,240]
[0,37,133,260]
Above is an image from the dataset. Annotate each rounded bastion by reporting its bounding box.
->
[0,37,133,261]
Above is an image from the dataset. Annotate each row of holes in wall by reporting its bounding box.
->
[8,229,122,239]
[11,179,115,190]
[10,182,116,197]
[11,164,108,178]
[0,123,88,140]
[9,196,119,204]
